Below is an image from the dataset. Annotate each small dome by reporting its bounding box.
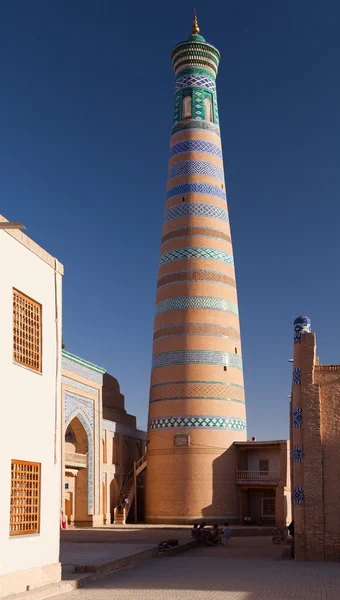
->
[188,33,206,42]
[294,316,311,343]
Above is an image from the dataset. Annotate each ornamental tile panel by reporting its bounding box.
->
[167,182,226,201]
[175,74,216,93]
[159,247,233,266]
[152,350,242,370]
[149,381,245,403]
[293,367,301,385]
[155,296,238,316]
[293,446,304,463]
[293,408,303,428]
[164,203,228,223]
[168,160,224,181]
[172,120,220,136]
[293,486,305,504]
[148,415,246,431]
[170,139,222,159]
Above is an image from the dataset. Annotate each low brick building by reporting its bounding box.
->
[291,316,340,560]
[234,440,291,527]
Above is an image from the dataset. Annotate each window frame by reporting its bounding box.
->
[10,459,41,537]
[261,497,275,518]
[259,459,269,472]
[13,288,42,373]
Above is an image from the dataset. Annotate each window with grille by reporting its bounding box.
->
[259,459,269,471]
[262,497,275,517]
[13,289,42,372]
[10,460,41,536]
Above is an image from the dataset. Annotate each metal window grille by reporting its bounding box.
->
[262,498,275,517]
[13,289,41,372]
[10,460,41,536]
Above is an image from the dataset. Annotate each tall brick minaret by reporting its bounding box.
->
[145,15,247,523]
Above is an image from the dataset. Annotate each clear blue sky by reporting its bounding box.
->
[2,1,340,438]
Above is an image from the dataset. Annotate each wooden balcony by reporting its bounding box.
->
[236,470,280,485]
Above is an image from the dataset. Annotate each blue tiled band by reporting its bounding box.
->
[152,350,242,370]
[155,296,238,316]
[164,203,228,223]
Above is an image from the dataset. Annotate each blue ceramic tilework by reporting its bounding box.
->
[149,415,246,431]
[159,247,233,266]
[293,486,305,504]
[170,139,222,159]
[152,350,242,370]
[164,203,228,223]
[293,446,304,463]
[62,376,98,398]
[294,316,311,343]
[293,367,301,385]
[65,392,94,514]
[192,88,204,119]
[293,408,303,428]
[62,355,103,384]
[168,160,224,181]
[65,391,94,428]
[172,120,220,136]
[167,182,226,201]
[175,74,216,93]
[155,296,238,316]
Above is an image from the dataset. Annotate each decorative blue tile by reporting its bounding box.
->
[159,247,233,266]
[172,120,220,136]
[170,139,222,159]
[164,203,228,223]
[152,350,242,370]
[293,408,303,428]
[168,160,224,181]
[294,316,311,343]
[175,74,216,93]
[65,392,94,515]
[293,486,305,504]
[293,367,301,385]
[155,296,238,316]
[293,446,304,463]
[167,182,226,201]
[148,415,246,431]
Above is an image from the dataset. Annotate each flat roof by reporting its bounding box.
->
[0,214,64,274]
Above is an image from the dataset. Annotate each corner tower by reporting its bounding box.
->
[145,16,247,523]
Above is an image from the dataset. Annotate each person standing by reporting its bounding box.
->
[221,522,231,545]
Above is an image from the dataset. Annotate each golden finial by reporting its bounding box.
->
[192,10,200,35]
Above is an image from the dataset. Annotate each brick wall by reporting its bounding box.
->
[292,330,340,561]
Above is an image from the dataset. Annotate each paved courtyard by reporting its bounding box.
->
[54,537,340,600]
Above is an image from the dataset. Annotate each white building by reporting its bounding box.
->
[0,216,63,597]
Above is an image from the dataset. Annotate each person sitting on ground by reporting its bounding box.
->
[244,515,252,526]
[221,521,231,545]
[191,523,201,540]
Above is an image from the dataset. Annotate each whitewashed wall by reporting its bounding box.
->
[0,229,62,582]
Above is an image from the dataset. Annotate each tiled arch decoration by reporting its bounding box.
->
[65,392,94,515]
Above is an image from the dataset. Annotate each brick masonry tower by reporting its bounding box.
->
[145,16,247,524]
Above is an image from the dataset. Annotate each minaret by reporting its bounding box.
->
[145,16,247,524]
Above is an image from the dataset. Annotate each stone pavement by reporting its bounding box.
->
[53,537,340,600]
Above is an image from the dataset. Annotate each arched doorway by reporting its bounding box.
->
[64,416,89,525]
